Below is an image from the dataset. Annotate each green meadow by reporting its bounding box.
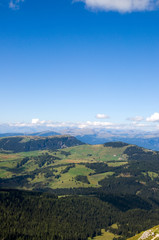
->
[0,144,128,190]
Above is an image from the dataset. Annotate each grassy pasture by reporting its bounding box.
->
[107,161,128,167]
[51,164,95,189]
[88,229,119,240]
[142,171,159,180]
[0,169,13,178]
[19,150,44,158]
[0,153,20,161]
[0,144,128,190]
[148,171,159,180]
[88,172,115,186]
[62,145,127,163]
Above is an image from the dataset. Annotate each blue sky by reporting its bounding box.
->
[0,0,159,130]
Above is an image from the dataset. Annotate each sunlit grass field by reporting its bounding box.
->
[88,229,119,240]
[0,144,129,189]
[127,225,159,240]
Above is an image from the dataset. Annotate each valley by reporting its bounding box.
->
[1,136,159,239]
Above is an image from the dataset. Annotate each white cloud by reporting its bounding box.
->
[131,122,147,127]
[8,119,114,129]
[76,0,158,12]
[96,114,109,119]
[127,116,144,122]
[9,0,24,9]
[5,115,159,132]
[32,119,40,124]
[79,121,113,128]
[146,112,159,122]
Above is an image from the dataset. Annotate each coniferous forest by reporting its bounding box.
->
[1,189,159,240]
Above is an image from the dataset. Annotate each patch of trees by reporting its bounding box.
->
[44,170,56,178]
[84,162,113,174]
[0,167,58,189]
[0,174,32,189]
[96,193,152,211]
[60,164,75,174]
[17,157,30,168]
[124,146,157,161]
[75,175,90,184]
[33,153,61,167]
[60,150,71,157]
[99,176,143,195]
[104,142,129,148]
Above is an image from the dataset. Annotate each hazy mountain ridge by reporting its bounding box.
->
[0,135,84,153]
[76,135,159,151]
[1,129,159,150]
[0,131,60,138]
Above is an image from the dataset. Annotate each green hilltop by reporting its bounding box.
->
[0,135,83,153]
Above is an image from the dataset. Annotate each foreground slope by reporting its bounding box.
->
[1,188,159,240]
[127,225,159,240]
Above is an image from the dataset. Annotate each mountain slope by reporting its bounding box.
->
[1,141,159,202]
[0,135,84,153]
[1,142,159,240]
[127,225,159,240]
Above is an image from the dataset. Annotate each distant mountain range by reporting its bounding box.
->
[76,134,159,151]
[0,131,60,138]
[1,129,159,150]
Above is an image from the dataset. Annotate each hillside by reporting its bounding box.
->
[1,141,159,239]
[127,225,159,240]
[0,135,84,153]
[1,141,159,199]
[1,188,159,240]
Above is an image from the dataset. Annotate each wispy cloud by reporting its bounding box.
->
[75,0,159,12]
[96,114,109,119]
[146,112,159,122]
[10,119,114,129]
[9,0,24,10]
[0,117,158,132]
[127,116,144,122]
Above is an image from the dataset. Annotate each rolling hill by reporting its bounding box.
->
[1,138,159,240]
[1,140,159,197]
[0,135,84,153]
